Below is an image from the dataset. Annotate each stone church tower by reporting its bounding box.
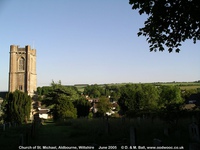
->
[8,45,37,97]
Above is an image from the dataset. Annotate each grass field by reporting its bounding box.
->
[179,85,200,90]
[75,86,85,93]
[75,82,200,93]
[159,82,200,90]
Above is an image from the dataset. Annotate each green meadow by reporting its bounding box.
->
[74,82,200,92]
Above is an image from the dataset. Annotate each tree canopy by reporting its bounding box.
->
[74,97,91,118]
[37,82,198,119]
[3,90,31,124]
[118,84,184,117]
[83,84,104,98]
[129,0,200,52]
[96,96,111,117]
[42,81,78,120]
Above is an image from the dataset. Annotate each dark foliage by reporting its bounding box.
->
[129,0,200,52]
[42,82,78,120]
[74,97,91,118]
[118,84,184,117]
[83,84,104,98]
[3,90,31,124]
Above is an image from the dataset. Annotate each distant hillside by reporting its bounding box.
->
[38,81,200,93]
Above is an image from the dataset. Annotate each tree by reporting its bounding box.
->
[158,85,184,124]
[37,87,42,95]
[118,84,138,116]
[53,95,77,120]
[109,85,121,102]
[159,85,184,107]
[83,84,104,98]
[37,86,53,96]
[3,90,31,124]
[129,0,200,52]
[104,84,111,97]
[118,84,160,116]
[181,89,198,100]
[42,81,78,120]
[96,96,111,117]
[138,84,160,111]
[74,97,91,118]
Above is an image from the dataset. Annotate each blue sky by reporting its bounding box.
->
[0,0,200,91]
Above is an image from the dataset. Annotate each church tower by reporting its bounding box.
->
[8,45,37,96]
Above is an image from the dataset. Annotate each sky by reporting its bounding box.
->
[0,0,200,91]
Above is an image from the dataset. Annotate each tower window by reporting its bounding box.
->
[19,85,23,91]
[19,57,25,71]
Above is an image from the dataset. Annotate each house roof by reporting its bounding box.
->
[39,109,49,114]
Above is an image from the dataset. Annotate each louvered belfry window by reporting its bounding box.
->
[19,57,25,71]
